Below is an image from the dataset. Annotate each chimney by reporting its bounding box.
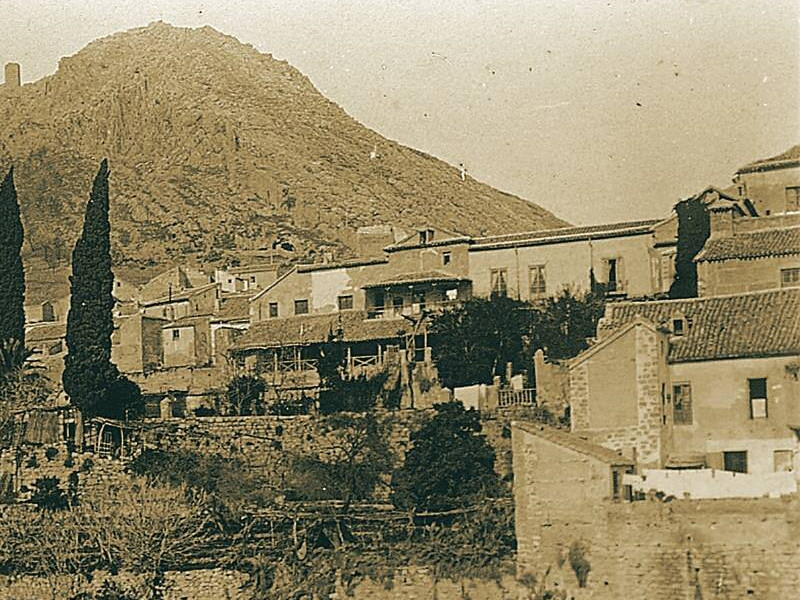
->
[708,206,736,239]
[4,63,20,88]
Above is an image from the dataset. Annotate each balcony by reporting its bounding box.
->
[366,300,461,320]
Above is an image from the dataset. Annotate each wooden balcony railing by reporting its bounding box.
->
[497,388,536,408]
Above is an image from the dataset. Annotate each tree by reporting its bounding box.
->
[0,167,26,373]
[669,195,709,299]
[530,288,606,361]
[391,402,499,511]
[63,160,139,419]
[286,412,391,509]
[428,296,533,389]
[226,374,267,415]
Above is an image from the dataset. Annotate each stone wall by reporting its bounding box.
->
[0,567,524,600]
[513,422,800,599]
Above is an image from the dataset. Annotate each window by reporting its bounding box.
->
[723,451,748,474]
[781,268,800,288]
[672,383,692,425]
[529,265,546,297]
[442,252,452,266]
[338,295,354,311]
[393,296,404,312]
[490,268,508,297]
[774,450,794,472]
[250,276,257,283]
[604,257,624,293]
[672,318,685,336]
[294,299,309,315]
[268,302,278,318]
[172,329,180,340]
[786,186,800,212]
[611,466,634,501]
[419,229,435,245]
[412,290,426,312]
[748,378,768,419]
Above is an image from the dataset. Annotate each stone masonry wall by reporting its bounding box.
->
[0,567,525,600]
[513,425,800,600]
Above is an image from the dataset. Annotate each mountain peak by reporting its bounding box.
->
[0,23,566,275]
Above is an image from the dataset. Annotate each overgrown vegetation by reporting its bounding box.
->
[314,328,400,413]
[391,402,500,511]
[285,412,391,508]
[129,449,273,516]
[225,374,267,415]
[429,290,606,389]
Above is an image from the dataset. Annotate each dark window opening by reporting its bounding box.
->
[490,268,508,297]
[338,295,354,311]
[442,252,451,266]
[268,302,278,318]
[294,299,309,315]
[723,451,748,474]
[673,383,692,425]
[748,378,768,419]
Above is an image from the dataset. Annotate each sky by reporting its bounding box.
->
[2,0,798,225]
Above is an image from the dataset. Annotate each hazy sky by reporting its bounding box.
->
[3,0,798,225]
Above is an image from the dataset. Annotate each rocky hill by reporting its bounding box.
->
[0,22,565,280]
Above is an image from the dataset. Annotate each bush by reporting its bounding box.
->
[391,402,499,511]
[129,449,273,515]
[225,375,266,415]
[30,476,69,511]
[268,395,314,416]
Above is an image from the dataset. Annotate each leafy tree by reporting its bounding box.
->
[0,168,26,373]
[286,412,391,508]
[530,288,606,361]
[669,195,709,299]
[428,296,533,389]
[391,402,499,511]
[63,160,140,419]
[226,374,266,415]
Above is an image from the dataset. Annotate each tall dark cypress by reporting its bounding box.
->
[0,168,26,368]
[63,160,119,417]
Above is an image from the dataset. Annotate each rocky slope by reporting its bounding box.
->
[0,21,566,275]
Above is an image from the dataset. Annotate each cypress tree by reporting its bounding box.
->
[0,167,26,370]
[63,160,120,418]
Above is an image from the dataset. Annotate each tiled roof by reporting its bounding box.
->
[471,219,659,251]
[231,310,411,351]
[737,144,800,174]
[296,257,388,273]
[599,288,800,362]
[26,322,66,342]
[214,295,251,322]
[140,282,219,306]
[361,270,469,289]
[695,226,800,262]
[513,421,633,465]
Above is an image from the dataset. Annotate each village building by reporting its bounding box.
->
[230,310,412,396]
[111,313,165,374]
[214,262,279,293]
[468,220,671,300]
[696,209,800,297]
[733,144,800,217]
[567,287,800,475]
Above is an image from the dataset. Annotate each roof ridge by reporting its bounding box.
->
[608,286,800,310]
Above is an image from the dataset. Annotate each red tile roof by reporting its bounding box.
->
[231,310,411,351]
[696,226,800,262]
[599,288,800,362]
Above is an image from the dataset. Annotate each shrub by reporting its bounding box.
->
[568,540,591,588]
[45,446,59,461]
[268,395,314,416]
[391,402,500,511]
[30,476,69,511]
